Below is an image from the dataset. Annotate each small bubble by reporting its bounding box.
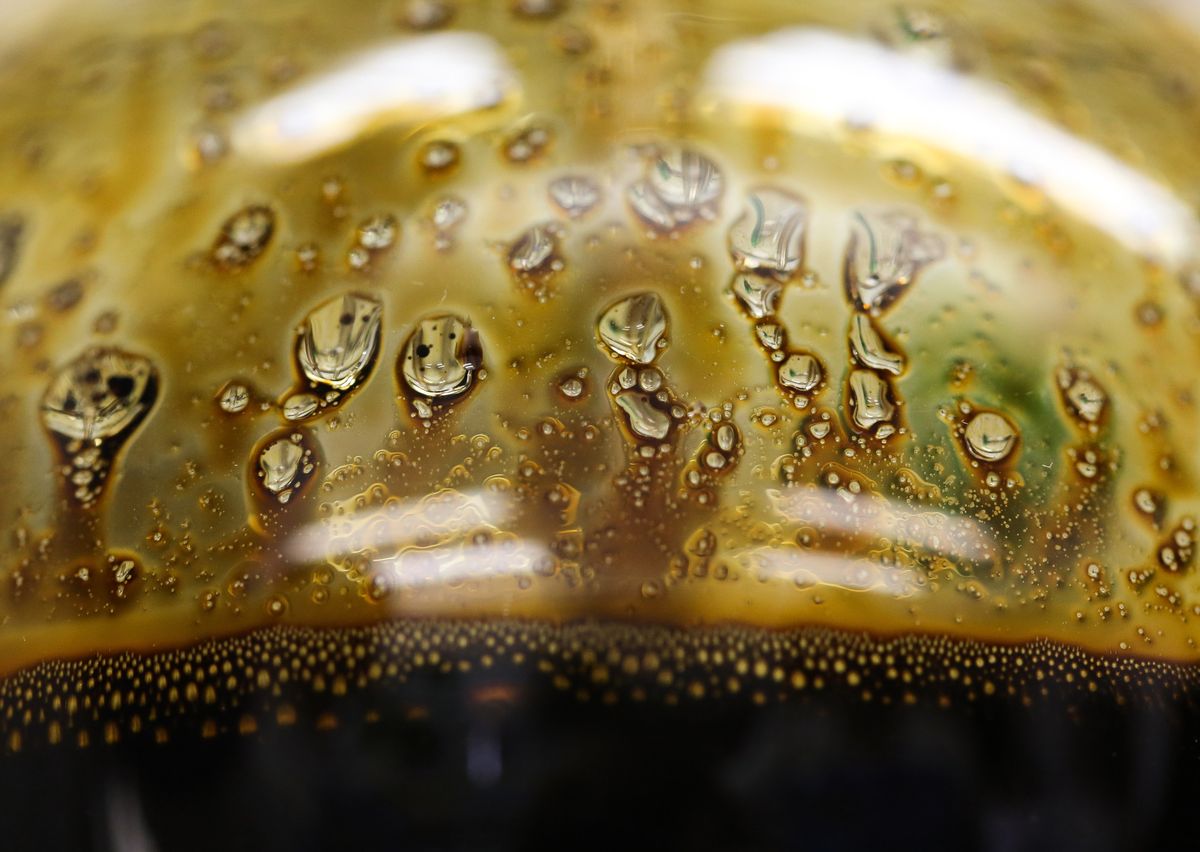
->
[1057,367,1107,425]
[294,242,320,273]
[511,0,562,18]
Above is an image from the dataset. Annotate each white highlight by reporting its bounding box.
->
[234,33,515,163]
[704,28,1200,264]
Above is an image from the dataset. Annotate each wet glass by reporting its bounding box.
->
[0,1,1199,849]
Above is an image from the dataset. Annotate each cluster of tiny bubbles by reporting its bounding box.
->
[8,620,1200,751]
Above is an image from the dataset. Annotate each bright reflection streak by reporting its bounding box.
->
[233,33,516,163]
[285,487,516,564]
[743,548,920,597]
[704,29,1200,265]
[736,487,998,595]
[371,540,549,590]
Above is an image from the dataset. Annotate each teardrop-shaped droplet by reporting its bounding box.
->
[42,347,158,444]
[596,292,668,364]
[400,314,483,400]
[728,188,808,278]
[844,209,943,312]
[296,293,383,392]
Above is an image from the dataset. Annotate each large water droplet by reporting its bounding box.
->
[508,223,560,273]
[848,313,904,375]
[777,353,822,393]
[42,347,158,443]
[296,293,383,391]
[728,188,807,277]
[627,145,722,232]
[847,369,896,432]
[282,393,320,421]
[211,205,275,270]
[1057,367,1107,426]
[217,382,250,414]
[596,292,668,364]
[844,210,943,312]
[614,391,671,440]
[400,314,483,399]
[255,431,317,504]
[548,175,601,219]
[963,411,1018,463]
[730,273,783,319]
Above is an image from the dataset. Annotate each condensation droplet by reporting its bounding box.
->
[356,214,398,251]
[401,314,483,399]
[730,274,782,319]
[419,139,460,173]
[503,124,552,163]
[548,175,601,218]
[258,437,303,497]
[963,411,1018,463]
[508,223,559,273]
[1057,367,1107,426]
[849,313,904,375]
[282,393,320,421]
[42,347,157,443]
[847,369,896,432]
[596,292,668,364]
[628,145,722,233]
[777,353,822,393]
[728,188,807,277]
[217,382,250,414]
[211,205,275,270]
[398,0,454,30]
[844,209,943,312]
[614,391,670,440]
[559,377,585,399]
[296,293,383,391]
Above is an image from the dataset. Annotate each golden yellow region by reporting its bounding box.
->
[0,0,1198,721]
